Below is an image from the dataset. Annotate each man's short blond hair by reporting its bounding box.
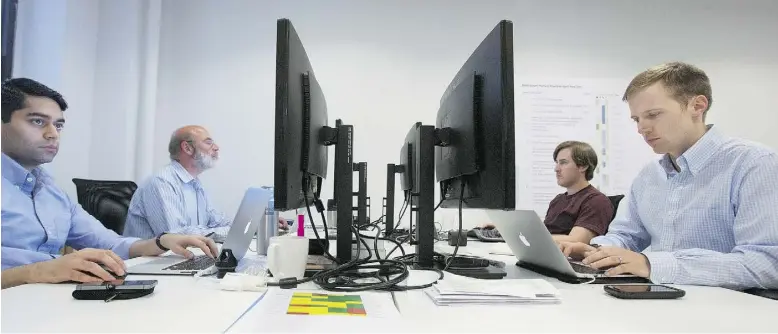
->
[623,62,713,120]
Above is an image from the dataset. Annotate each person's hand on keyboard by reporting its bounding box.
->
[559,241,650,278]
[277,215,289,230]
[156,234,220,258]
[479,223,496,230]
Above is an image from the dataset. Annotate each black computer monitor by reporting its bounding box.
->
[398,122,438,268]
[394,20,515,269]
[273,18,356,263]
[274,18,329,211]
[436,19,515,210]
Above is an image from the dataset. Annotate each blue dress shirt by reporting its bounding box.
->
[122,161,231,239]
[591,125,778,290]
[1,154,141,270]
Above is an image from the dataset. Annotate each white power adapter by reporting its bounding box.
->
[219,273,268,292]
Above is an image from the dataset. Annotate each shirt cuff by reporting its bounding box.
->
[215,226,231,235]
[111,237,142,260]
[643,251,678,284]
[590,235,621,247]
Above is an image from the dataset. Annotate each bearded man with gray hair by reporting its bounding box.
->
[123,125,286,239]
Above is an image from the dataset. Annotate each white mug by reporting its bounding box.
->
[267,235,309,280]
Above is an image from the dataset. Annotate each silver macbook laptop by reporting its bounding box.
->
[486,209,636,279]
[127,187,272,275]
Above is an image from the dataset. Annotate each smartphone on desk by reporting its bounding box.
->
[75,280,158,291]
[73,280,158,301]
[604,284,685,299]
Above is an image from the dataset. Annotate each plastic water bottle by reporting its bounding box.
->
[326,199,337,230]
[256,187,278,255]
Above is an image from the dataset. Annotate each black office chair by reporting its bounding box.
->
[745,288,778,301]
[607,195,625,221]
[72,178,138,235]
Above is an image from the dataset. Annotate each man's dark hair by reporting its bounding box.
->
[553,141,598,181]
[2,78,68,123]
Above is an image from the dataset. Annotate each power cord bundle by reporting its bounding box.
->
[266,178,442,292]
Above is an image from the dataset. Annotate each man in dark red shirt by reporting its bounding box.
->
[544,141,613,243]
[485,141,613,244]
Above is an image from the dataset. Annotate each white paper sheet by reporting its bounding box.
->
[423,274,561,306]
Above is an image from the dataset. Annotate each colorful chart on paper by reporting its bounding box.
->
[286,292,367,316]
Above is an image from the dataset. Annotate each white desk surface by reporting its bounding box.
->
[0,255,264,333]
[3,240,777,333]
[396,246,778,333]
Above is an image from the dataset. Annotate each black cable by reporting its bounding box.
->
[267,181,437,292]
[433,197,444,211]
[392,194,409,231]
[356,222,406,260]
[357,214,385,231]
[385,194,446,260]
[443,183,465,271]
[302,188,337,263]
[400,197,444,246]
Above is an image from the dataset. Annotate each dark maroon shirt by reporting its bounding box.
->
[543,185,613,236]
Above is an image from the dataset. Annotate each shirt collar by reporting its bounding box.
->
[1,153,52,187]
[659,124,727,176]
[170,160,198,185]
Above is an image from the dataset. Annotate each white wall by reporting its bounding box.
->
[13,0,778,231]
[13,0,99,194]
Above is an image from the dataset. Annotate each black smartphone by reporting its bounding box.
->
[604,284,685,299]
[75,280,158,291]
[73,280,158,301]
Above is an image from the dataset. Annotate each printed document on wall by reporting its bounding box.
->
[515,78,661,217]
[516,79,599,217]
[594,79,662,196]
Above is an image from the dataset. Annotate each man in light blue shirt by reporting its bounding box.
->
[560,62,778,290]
[123,126,287,239]
[122,125,231,239]
[1,78,218,289]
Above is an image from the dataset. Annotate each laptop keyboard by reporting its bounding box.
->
[569,261,605,275]
[163,255,215,271]
[467,228,504,242]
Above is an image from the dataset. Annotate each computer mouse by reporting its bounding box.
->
[80,264,127,281]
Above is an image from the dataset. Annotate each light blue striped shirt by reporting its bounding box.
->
[122,161,231,239]
[1,154,140,269]
[591,125,778,290]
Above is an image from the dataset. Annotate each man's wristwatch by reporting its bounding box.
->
[155,232,169,251]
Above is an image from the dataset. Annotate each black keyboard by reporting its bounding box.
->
[569,261,604,275]
[163,255,215,271]
[467,228,504,242]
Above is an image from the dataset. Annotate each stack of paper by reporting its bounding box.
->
[424,275,561,306]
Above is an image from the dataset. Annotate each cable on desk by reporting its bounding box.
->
[357,215,385,230]
[580,277,597,284]
[385,229,413,259]
[302,189,337,263]
[267,183,439,292]
[384,194,412,259]
[355,222,406,260]
[442,184,465,272]
[391,193,410,232]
